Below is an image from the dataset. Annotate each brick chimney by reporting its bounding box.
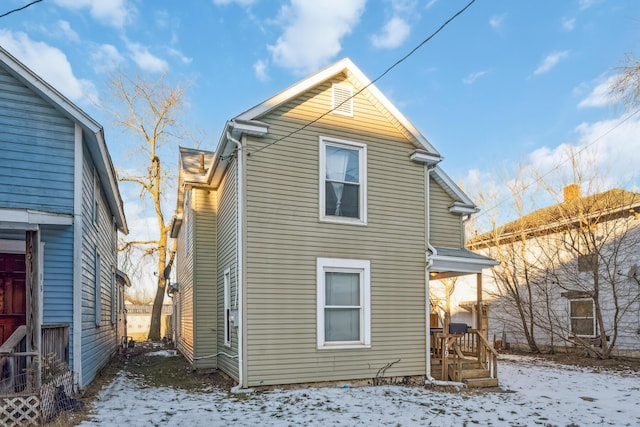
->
[564,184,580,202]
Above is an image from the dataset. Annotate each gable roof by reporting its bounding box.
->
[235,57,440,155]
[0,46,128,234]
[470,188,640,248]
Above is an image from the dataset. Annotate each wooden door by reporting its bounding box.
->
[0,253,26,346]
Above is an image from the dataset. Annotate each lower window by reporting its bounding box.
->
[317,258,370,349]
[569,298,595,337]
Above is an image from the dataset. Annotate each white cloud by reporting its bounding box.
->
[52,0,134,28]
[463,70,490,85]
[489,14,506,30]
[212,0,256,5]
[371,16,411,49]
[91,44,125,73]
[125,41,169,73]
[579,0,603,10]
[0,30,97,103]
[254,59,269,82]
[425,0,438,9]
[561,17,576,31]
[533,51,569,75]
[268,0,366,75]
[167,48,192,65]
[56,20,80,42]
[578,74,620,108]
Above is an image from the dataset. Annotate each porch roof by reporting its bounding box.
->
[428,246,498,279]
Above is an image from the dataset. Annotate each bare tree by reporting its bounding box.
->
[106,71,185,341]
[610,53,640,110]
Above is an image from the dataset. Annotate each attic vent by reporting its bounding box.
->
[332,83,353,116]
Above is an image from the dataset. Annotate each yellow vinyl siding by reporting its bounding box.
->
[193,188,218,369]
[216,160,239,380]
[429,177,463,247]
[244,76,427,386]
[175,191,194,362]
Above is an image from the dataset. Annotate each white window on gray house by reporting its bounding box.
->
[95,249,101,326]
[93,171,100,227]
[317,258,370,349]
[570,298,595,337]
[319,137,367,225]
[110,267,116,325]
[224,268,231,347]
[332,83,353,116]
[184,190,192,257]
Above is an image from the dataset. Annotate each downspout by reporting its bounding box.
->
[226,131,247,391]
[424,166,466,388]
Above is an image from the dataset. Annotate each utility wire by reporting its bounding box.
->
[249,0,477,156]
[473,107,640,222]
[0,0,42,19]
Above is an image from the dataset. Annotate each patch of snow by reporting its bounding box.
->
[78,355,640,426]
[145,350,178,357]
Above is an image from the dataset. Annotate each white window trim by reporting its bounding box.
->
[224,267,231,348]
[569,298,596,338]
[93,171,100,227]
[317,257,371,349]
[319,136,367,226]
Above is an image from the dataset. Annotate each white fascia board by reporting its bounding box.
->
[429,254,499,273]
[0,208,73,226]
[234,57,440,155]
[230,119,269,137]
[432,166,476,208]
[449,204,479,215]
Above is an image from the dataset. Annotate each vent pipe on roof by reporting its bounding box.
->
[564,184,580,202]
[198,153,205,174]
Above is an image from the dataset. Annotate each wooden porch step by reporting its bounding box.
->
[462,377,499,388]
[456,368,491,379]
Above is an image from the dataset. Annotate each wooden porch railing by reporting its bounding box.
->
[0,324,70,395]
[433,329,499,382]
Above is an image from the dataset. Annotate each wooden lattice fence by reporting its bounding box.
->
[0,354,76,426]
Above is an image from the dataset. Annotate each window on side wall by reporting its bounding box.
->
[319,137,367,225]
[93,171,100,227]
[95,250,101,326]
[317,258,370,349]
[224,268,231,347]
[569,298,595,337]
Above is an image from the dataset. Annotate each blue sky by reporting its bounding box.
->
[1,0,639,253]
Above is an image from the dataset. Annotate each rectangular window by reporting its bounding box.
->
[95,250,101,326]
[93,171,100,227]
[317,258,370,349]
[110,267,116,325]
[224,267,231,347]
[319,137,367,225]
[570,298,595,336]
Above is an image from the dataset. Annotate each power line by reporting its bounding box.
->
[473,107,640,222]
[249,0,477,156]
[0,0,43,19]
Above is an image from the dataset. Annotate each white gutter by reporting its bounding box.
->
[425,165,434,380]
[226,131,246,390]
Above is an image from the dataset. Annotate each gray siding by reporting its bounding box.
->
[176,191,195,362]
[216,161,239,380]
[80,146,118,387]
[193,188,218,368]
[244,76,427,386]
[0,67,74,214]
[430,177,463,248]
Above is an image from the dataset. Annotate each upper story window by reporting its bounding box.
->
[319,137,367,225]
[93,171,100,227]
[332,83,353,116]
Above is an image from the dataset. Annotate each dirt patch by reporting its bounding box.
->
[47,341,236,426]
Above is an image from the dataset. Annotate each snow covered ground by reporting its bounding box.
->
[78,352,639,426]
